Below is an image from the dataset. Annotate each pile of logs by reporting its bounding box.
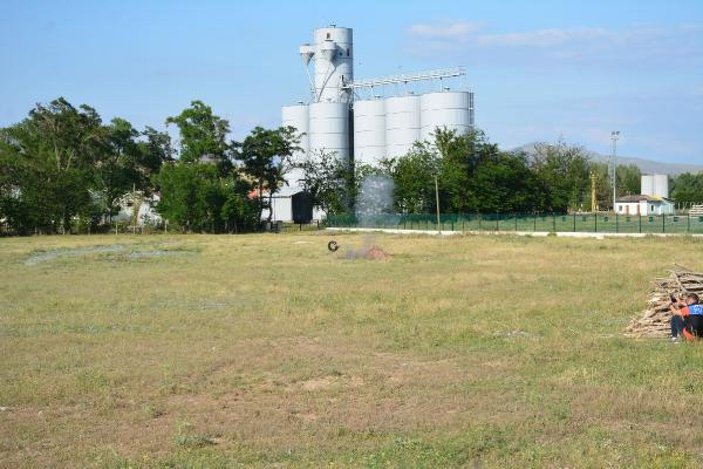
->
[625,265,703,338]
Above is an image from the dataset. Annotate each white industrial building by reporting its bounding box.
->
[272,25,475,223]
[615,174,674,216]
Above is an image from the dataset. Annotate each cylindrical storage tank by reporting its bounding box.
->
[308,101,350,161]
[653,174,669,199]
[282,104,309,194]
[282,104,309,157]
[313,27,353,103]
[353,98,386,166]
[641,175,654,197]
[385,95,421,158]
[420,91,473,141]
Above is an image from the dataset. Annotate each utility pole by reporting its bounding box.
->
[435,175,441,232]
[611,131,620,212]
[590,172,598,212]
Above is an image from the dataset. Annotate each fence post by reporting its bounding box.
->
[616,213,619,233]
[533,214,536,232]
[594,214,598,232]
[552,213,556,232]
[573,213,576,232]
[688,214,690,233]
[515,214,518,232]
[662,214,666,233]
[639,214,642,233]
[495,212,499,231]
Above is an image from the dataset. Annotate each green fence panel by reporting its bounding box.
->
[327,212,699,234]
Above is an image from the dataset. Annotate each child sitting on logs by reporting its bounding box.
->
[670,293,703,341]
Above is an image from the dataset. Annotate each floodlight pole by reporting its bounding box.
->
[611,131,620,212]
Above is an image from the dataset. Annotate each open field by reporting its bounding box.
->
[2,232,703,467]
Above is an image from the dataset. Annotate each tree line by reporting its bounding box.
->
[300,128,703,217]
[1,98,702,235]
[0,98,298,235]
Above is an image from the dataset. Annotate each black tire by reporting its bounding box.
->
[327,240,339,252]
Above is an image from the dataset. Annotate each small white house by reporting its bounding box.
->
[615,195,675,216]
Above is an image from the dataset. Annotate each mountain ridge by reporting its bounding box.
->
[513,143,703,176]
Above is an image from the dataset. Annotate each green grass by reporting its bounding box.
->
[1,232,703,467]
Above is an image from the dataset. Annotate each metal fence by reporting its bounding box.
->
[326,213,703,235]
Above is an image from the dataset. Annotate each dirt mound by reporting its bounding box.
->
[341,245,392,261]
[364,245,391,260]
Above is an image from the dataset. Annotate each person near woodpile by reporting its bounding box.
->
[670,293,703,341]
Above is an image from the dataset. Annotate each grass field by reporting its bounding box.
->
[2,232,703,467]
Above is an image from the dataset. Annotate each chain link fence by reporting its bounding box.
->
[327,213,703,234]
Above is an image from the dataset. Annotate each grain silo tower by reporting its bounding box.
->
[277,26,475,221]
[282,25,353,163]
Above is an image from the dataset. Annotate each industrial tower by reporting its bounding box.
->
[276,25,475,222]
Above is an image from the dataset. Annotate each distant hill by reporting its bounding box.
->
[514,143,703,176]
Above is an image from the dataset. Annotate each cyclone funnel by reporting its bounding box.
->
[299,44,315,66]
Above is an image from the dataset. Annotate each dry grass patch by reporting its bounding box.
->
[2,233,703,467]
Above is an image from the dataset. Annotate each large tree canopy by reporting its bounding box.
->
[0,98,172,234]
[236,126,300,221]
[166,100,233,175]
[157,102,260,233]
[671,172,703,205]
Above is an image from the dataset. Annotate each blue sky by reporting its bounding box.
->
[1,0,702,164]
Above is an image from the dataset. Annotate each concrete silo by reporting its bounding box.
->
[353,98,386,166]
[420,91,474,141]
[281,103,309,157]
[385,95,421,158]
[309,101,350,159]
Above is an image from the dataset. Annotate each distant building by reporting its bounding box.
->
[615,194,674,216]
[614,174,674,215]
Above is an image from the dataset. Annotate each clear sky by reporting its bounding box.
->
[2,0,702,164]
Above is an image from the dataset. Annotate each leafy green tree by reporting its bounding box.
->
[671,172,703,205]
[156,163,254,233]
[295,149,354,216]
[158,101,258,233]
[528,141,590,212]
[469,152,542,213]
[93,118,143,221]
[0,98,104,233]
[381,146,438,213]
[221,177,259,233]
[166,101,233,175]
[616,164,641,196]
[138,126,174,181]
[433,128,491,213]
[237,126,300,221]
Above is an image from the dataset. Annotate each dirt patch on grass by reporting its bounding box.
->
[23,244,196,265]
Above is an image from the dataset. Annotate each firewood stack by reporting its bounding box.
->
[625,265,703,338]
